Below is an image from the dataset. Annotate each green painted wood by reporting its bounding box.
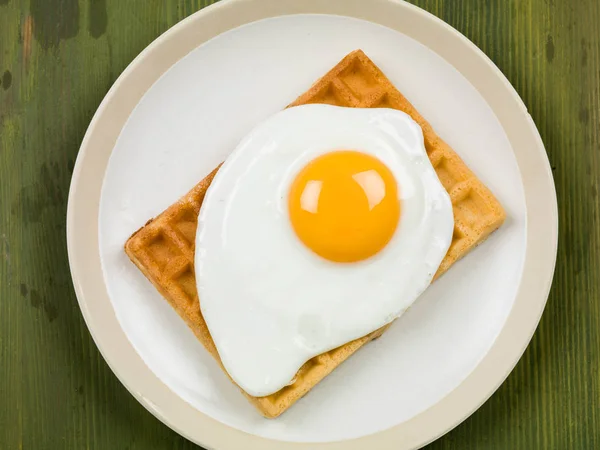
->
[0,0,598,448]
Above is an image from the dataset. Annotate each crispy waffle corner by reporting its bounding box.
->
[125,49,506,418]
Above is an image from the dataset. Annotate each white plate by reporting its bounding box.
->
[67,1,558,449]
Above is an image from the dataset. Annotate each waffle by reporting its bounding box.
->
[125,49,506,418]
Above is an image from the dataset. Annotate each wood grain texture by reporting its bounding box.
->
[0,0,598,449]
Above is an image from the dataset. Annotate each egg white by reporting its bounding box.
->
[195,105,454,397]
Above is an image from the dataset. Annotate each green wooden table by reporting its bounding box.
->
[1,0,598,448]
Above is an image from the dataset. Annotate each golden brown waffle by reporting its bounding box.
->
[125,49,506,418]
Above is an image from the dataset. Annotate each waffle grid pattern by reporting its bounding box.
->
[125,50,506,418]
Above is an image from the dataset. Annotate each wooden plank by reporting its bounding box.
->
[0,0,598,448]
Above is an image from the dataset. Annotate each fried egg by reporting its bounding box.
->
[195,105,454,397]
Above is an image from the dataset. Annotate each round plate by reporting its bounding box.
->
[67,1,558,449]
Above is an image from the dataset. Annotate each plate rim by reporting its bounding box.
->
[67,0,558,449]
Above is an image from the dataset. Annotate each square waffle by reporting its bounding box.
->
[125,49,506,418]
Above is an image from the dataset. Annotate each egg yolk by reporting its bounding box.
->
[288,150,400,263]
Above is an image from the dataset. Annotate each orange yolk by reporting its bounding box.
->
[288,150,401,263]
